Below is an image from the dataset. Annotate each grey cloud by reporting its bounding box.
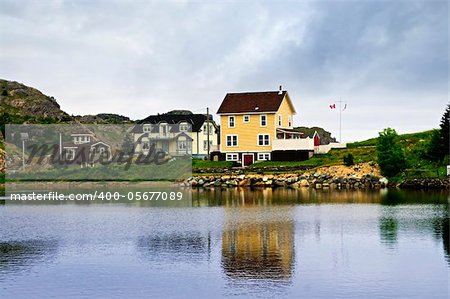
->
[0,0,447,141]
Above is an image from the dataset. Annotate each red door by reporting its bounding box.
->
[243,154,254,166]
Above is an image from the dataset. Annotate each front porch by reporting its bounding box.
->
[273,128,315,151]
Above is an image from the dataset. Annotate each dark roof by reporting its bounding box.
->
[276,128,304,135]
[217,91,287,114]
[132,114,214,133]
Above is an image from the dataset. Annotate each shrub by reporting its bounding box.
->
[343,153,354,166]
[377,128,406,177]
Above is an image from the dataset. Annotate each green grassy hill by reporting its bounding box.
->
[250,129,446,179]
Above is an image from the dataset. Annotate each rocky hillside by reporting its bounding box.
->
[75,113,133,124]
[0,79,72,120]
[0,79,74,140]
[295,126,337,144]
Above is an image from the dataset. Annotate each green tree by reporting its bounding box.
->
[427,104,449,161]
[440,104,450,156]
[377,128,406,177]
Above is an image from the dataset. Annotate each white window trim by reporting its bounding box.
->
[257,134,270,146]
[260,114,267,127]
[203,140,213,151]
[288,115,292,127]
[278,115,282,126]
[179,122,189,132]
[226,134,238,147]
[257,153,271,161]
[160,123,168,136]
[228,116,235,128]
[203,123,213,135]
[226,153,239,161]
[243,115,250,123]
[143,124,152,132]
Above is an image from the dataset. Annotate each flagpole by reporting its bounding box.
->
[339,97,342,143]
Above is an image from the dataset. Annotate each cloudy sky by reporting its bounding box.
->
[0,0,448,141]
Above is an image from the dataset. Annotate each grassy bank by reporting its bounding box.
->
[194,130,447,180]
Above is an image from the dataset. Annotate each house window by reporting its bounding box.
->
[203,140,213,151]
[226,153,239,161]
[142,142,150,150]
[228,116,235,128]
[160,123,168,136]
[143,124,151,132]
[178,140,187,150]
[288,116,292,127]
[260,114,267,127]
[226,135,238,147]
[179,123,189,132]
[258,134,270,146]
[65,149,75,160]
[278,115,282,126]
[203,123,213,135]
[257,153,271,161]
[243,115,250,123]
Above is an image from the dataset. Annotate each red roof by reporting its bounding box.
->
[217,91,288,114]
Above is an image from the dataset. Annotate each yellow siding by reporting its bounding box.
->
[220,113,275,152]
[275,95,296,129]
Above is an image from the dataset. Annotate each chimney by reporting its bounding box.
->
[278,85,282,95]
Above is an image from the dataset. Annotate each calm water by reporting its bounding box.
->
[0,188,448,298]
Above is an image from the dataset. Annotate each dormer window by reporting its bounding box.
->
[160,123,168,136]
[179,122,189,132]
[143,124,152,133]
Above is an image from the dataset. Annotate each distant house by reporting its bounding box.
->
[61,131,111,167]
[215,88,316,165]
[131,114,218,158]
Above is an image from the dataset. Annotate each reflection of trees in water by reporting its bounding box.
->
[380,189,449,205]
[379,216,399,247]
[0,239,59,277]
[431,206,449,265]
[379,199,450,266]
[193,187,450,207]
[136,232,211,263]
[442,217,449,264]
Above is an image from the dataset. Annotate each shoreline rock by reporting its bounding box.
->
[185,173,388,190]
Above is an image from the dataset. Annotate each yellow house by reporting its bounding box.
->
[216,88,314,165]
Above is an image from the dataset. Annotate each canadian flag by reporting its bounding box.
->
[329,104,336,109]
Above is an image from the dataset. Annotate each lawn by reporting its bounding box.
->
[249,147,376,169]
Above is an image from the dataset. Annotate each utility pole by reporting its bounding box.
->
[22,139,25,170]
[206,107,210,159]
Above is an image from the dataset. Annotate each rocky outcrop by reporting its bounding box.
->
[0,79,72,120]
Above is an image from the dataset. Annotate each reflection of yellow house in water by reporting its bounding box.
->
[221,211,295,280]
